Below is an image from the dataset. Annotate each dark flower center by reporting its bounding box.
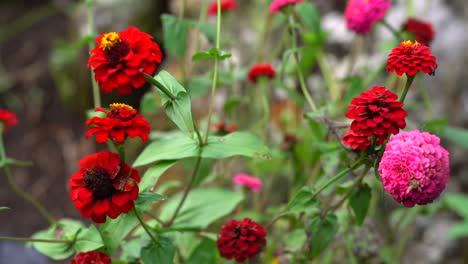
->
[84,167,115,199]
[105,41,130,68]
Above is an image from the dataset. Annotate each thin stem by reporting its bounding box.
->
[265,212,290,230]
[0,236,72,244]
[178,0,187,84]
[115,141,125,164]
[399,74,416,103]
[203,0,222,144]
[86,0,101,108]
[254,79,270,131]
[316,51,339,102]
[164,156,202,227]
[379,19,404,42]
[179,0,186,20]
[145,211,165,226]
[193,0,209,53]
[255,12,273,62]
[144,73,177,101]
[287,14,317,111]
[133,208,159,245]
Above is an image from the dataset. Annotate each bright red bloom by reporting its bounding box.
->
[69,150,140,223]
[208,0,238,16]
[345,86,406,140]
[402,18,435,45]
[211,122,237,135]
[387,40,437,76]
[0,110,18,133]
[216,218,267,262]
[88,26,162,95]
[70,251,111,264]
[342,130,387,151]
[247,64,276,83]
[86,103,150,143]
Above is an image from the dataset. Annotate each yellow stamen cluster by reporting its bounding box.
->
[100,32,121,50]
[110,103,134,112]
[401,40,420,48]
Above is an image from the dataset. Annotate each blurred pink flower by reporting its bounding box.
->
[269,0,304,14]
[233,173,263,192]
[345,0,391,34]
[378,130,450,207]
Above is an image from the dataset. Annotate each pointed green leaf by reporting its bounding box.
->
[349,183,372,225]
[286,186,319,213]
[136,192,166,204]
[74,225,104,253]
[141,236,176,264]
[445,193,468,218]
[162,14,188,57]
[187,239,217,264]
[0,206,9,211]
[307,213,338,258]
[139,160,177,192]
[203,132,271,160]
[440,126,468,149]
[99,213,139,255]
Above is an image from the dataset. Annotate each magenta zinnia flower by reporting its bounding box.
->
[233,173,262,192]
[269,0,304,14]
[345,0,391,34]
[378,130,450,207]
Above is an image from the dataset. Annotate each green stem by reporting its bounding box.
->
[133,208,159,245]
[379,19,404,42]
[255,79,270,131]
[194,0,209,53]
[255,13,273,62]
[287,14,317,111]
[399,74,416,103]
[0,236,72,244]
[203,0,222,144]
[416,76,433,117]
[179,0,186,20]
[115,141,125,163]
[144,73,177,101]
[317,51,339,102]
[86,0,101,108]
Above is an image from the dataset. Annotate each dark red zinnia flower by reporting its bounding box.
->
[387,40,437,76]
[69,150,140,223]
[402,18,435,45]
[70,251,111,264]
[88,26,162,95]
[0,109,18,133]
[279,133,298,151]
[247,64,276,83]
[86,103,150,143]
[216,218,267,263]
[345,86,406,140]
[211,122,237,135]
[208,0,238,16]
[342,130,387,151]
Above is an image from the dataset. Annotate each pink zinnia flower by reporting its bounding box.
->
[269,0,304,14]
[378,130,450,207]
[345,0,391,34]
[233,173,262,192]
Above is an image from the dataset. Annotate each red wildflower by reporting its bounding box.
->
[387,40,437,76]
[345,86,406,140]
[70,251,111,264]
[86,103,150,143]
[279,133,298,151]
[216,218,267,262]
[208,0,238,16]
[402,18,435,45]
[247,64,276,83]
[342,130,387,151]
[211,122,237,135]
[69,150,140,223]
[88,26,162,95]
[0,110,18,133]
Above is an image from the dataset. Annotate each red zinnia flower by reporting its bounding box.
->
[208,0,238,16]
[342,130,387,151]
[216,218,267,262]
[247,64,276,83]
[69,150,140,223]
[402,18,435,45]
[0,110,18,133]
[88,26,162,95]
[387,40,437,76]
[70,251,111,264]
[345,86,406,140]
[86,103,150,143]
[210,121,237,135]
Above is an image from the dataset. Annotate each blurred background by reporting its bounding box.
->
[0,0,467,263]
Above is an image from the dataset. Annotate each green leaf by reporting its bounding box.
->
[284,229,307,252]
[187,239,218,264]
[195,22,216,42]
[136,192,167,204]
[120,238,142,261]
[203,132,271,160]
[74,225,104,253]
[139,160,177,192]
[141,236,176,264]
[192,47,231,61]
[0,206,9,211]
[440,126,468,149]
[445,193,468,218]
[31,219,83,260]
[296,2,321,32]
[307,213,339,258]
[140,91,159,114]
[99,213,139,255]
[187,76,212,97]
[349,183,372,225]
[420,118,448,134]
[159,188,243,229]
[448,222,468,239]
[154,71,195,135]
[286,186,319,213]
[133,135,199,167]
[162,14,188,57]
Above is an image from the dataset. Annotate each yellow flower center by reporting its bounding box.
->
[110,103,134,112]
[401,40,420,48]
[100,32,121,50]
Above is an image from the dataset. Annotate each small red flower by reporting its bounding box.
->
[247,64,276,83]
[0,110,18,133]
[211,122,237,135]
[208,0,238,16]
[216,218,267,263]
[279,133,298,151]
[88,26,162,95]
[70,251,111,264]
[402,18,435,45]
[86,103,150,143]
[69,150,140,223]
[387,40,437,76]
[345,86,406,140]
